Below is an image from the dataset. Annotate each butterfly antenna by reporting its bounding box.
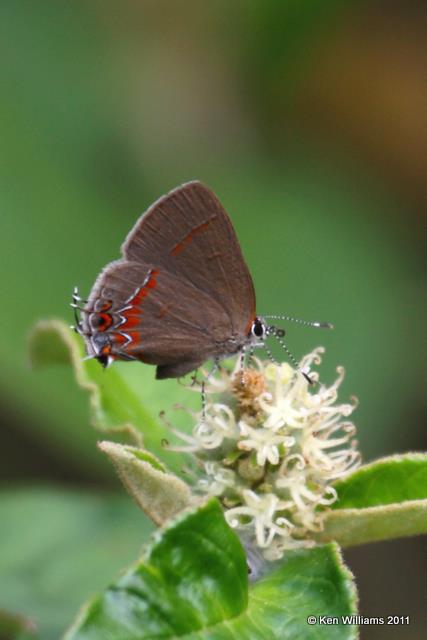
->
[263,342,278,365]
[263,315,334,330]
[270,327,314,385]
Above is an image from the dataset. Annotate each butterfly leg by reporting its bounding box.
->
[210,356,223,377]
[234,344,249,387]
[247,344,256,367]
[201,379,206,422]
[188,370,206,422]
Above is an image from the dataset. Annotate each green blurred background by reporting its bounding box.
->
[1,1,426,638]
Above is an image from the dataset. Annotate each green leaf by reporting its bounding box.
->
[333,453,427,508]
[98,441,191,525]
[0,488,153,640]
[242,544,357,640]
[28,320,140,444]
[28,320,198,470]
[66,499,357,640]
[320,499,427,548]
[318,454,427,546]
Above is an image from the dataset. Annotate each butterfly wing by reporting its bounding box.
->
[83,259,233,377]
[82,182,256,378]
[121,181,256,338]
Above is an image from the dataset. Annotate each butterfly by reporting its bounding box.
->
[72,181,331,381]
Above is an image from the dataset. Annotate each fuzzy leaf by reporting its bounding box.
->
[28,319,198,468]
[98,441,192,525]
[333,453,427,508]
[66,499,358,640]
[320,499,427,547]
[319,454,427,546]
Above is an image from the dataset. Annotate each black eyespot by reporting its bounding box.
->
[90,312,113,332]
[252,319,265,338]
[92,315,105,327]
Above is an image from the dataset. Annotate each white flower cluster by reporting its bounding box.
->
[172,348,360,560]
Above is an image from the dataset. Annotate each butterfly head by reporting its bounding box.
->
[249,317,268,344]
[249,317,285,344]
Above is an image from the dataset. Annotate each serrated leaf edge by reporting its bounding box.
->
[29,319,142,445]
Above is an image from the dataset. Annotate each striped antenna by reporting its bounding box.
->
[270,327,314,385]
[262,342,279,365]
[263,315,334,330]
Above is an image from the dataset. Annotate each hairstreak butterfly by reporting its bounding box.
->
[72,181,332,381]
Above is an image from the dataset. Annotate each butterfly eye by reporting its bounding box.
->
[251,318,266,339]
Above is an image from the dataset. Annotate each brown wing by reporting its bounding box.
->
[121,181,256,338]
[83,259,232,374]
